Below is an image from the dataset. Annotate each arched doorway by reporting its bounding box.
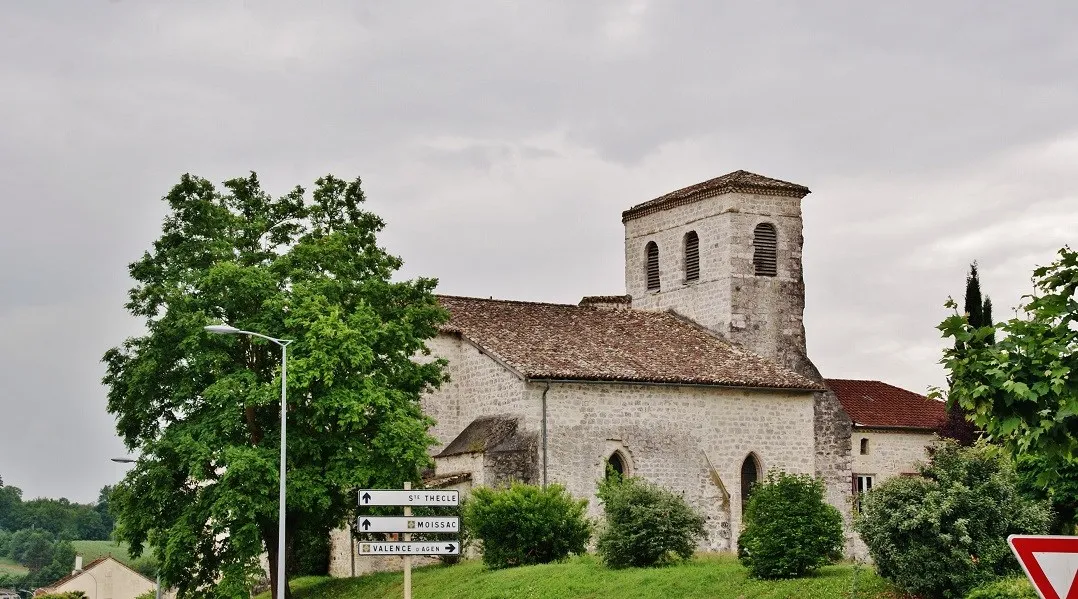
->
[607,452,627,479]
[741,453,760,506]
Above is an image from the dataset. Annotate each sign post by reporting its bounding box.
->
[1008,535,1078,599]
[403,481,411,599]
[357,485,461,599]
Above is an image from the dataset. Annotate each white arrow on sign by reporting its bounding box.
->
[1009,535,1078,599]
[358,541,459,556]
[358,516,460,533]
[358,489,459,506]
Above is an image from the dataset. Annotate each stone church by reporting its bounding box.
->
[329,170,946,575]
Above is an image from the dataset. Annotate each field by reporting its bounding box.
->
[255,554,905,599]
[0,556,29,576]
[70,540,157,574]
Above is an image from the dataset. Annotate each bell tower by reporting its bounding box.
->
[622,170,816,378]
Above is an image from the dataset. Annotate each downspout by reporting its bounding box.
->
[541,382,550,488]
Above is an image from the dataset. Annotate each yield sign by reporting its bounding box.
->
[1009,535,1078,599]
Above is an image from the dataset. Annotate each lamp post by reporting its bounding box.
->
[111,457,161,599]
[204,324,293,599]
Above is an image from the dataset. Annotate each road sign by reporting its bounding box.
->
[358,541,459,556]
[358,516,460,533]
[359,489,459,506]
[1009,535,1078,599]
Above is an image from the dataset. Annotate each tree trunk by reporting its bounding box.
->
[264,526,293,599]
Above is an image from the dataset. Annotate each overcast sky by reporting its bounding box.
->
[1,1,1076,503]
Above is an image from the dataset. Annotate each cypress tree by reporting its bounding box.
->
[939,261,993,445]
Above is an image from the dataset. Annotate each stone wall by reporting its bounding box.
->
[419,334,541,454]
[538,380,816,551]
[852,429,937,481]
[848,429,938,559]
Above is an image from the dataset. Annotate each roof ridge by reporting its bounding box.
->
[437,294,589,310]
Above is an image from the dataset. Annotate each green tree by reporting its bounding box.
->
[939,261,994,446]
[95,486,116,536]
[0,480,24,532]
[737,471,843,579]
[937,247,1078,495]
[595,475,706,568]
[856,440,1050,599]
[463,483,591,569]
[102,173,449,598]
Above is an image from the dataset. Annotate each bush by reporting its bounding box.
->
[462,482,591,569]
[737,471,843,579]
[856,440,1051,599]
[964,576,1038,599]
[595,475,706,568]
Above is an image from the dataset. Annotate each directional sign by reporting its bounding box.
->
[1009,535,1078,599]
[359,489,459,506]
[358,516,460,533]
[358,541,459,556]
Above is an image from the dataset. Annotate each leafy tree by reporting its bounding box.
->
[0,481,24,532]
[103,173,448,598]
[737,471,843,579]
[856,440,1050,599]
[95,486,116,535]
[9,529,56,570]
[463,483,591,569]
[938,261,994,446]
[595,475,705,568]
[937,247,1078,495]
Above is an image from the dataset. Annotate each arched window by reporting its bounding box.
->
[752,223,778,277]
[684,231,700,282]
[741,453,760,506]
[645,242,660,291]
[606,452,626,479]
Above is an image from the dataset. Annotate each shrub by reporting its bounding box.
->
[856,440,1051,599]
[462,482,590,569]
[964,576,1038,599]
[737,470,843,579]
[595,475,706,568]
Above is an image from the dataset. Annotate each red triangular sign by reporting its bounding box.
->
[1009,535,1078,599]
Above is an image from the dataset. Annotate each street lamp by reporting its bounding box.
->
[111,458,162,599]
[205,323,293,599]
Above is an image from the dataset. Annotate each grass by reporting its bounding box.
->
[0,556,29,576]
[255,554,905,599]
[70,540,157,574]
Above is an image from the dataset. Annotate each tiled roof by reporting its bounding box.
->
[826,379,946,430]
[622,170,811,222]
[437,416,522,457]
[38,556,110,591]
[437,295,824,390]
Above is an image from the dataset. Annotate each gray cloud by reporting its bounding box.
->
[1,0,1076,502]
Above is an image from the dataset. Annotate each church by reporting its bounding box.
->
[329,170,946,575]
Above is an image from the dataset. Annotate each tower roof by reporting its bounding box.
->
[622,170,810,222]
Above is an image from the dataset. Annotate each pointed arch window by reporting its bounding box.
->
[645,241,660,291]
[752,223,778,277]
[684,231,700,282]
[606,452,626,480]
[741,453,760,506]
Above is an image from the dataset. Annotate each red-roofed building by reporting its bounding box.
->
[329,171,943,573]
[826,379,946,509]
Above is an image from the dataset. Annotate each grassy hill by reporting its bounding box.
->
[0,556,29,576]
[70,540,157,575]
[255,554,904,599]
